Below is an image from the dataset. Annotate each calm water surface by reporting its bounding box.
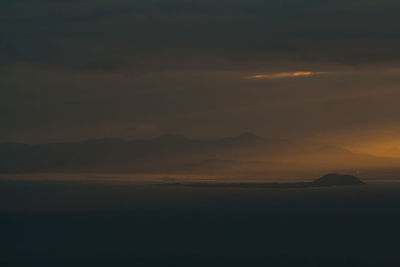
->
[1,178,399,266]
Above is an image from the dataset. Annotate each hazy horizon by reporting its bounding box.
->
[2,133,400,182]
[2,1,400,266]
[3,0,400,161]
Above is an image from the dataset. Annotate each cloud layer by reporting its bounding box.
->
[245,72,326,79]
[1,0,400,151]
[2,0,400,70]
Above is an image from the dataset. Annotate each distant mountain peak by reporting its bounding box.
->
[79,138,127,144]
[153,134,193,143]
[238,132,261,140]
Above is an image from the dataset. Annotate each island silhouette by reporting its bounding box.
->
[158,173,365,188]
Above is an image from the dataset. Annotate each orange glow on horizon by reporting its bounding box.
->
[348,139,400,158]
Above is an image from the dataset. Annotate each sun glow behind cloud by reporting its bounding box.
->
[349,139,400,158]
[245,71,326,79]
[313,124,400,159]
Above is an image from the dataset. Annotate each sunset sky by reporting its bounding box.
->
[2,0,400,157]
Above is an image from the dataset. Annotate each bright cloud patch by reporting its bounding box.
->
[246,71,325,79]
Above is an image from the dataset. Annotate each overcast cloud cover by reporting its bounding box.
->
[1,0,400,146]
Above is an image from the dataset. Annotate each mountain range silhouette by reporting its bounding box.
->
[0,133,398,174]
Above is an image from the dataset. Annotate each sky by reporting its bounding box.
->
[2,0,400,156]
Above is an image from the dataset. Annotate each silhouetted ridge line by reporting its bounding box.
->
[0,133,270,173]
[312,173,365,186]
[158,174,365,188]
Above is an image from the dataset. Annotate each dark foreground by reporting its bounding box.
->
[1,179,400,266]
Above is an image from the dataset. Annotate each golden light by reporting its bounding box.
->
[245,71,325,79]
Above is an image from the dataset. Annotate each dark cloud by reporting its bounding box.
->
[1,0,400,70]
[2,1,400,144]
[2,63,400,143]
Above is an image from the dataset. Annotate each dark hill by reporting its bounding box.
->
[159,174,365,188]
[312,173,365,186]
